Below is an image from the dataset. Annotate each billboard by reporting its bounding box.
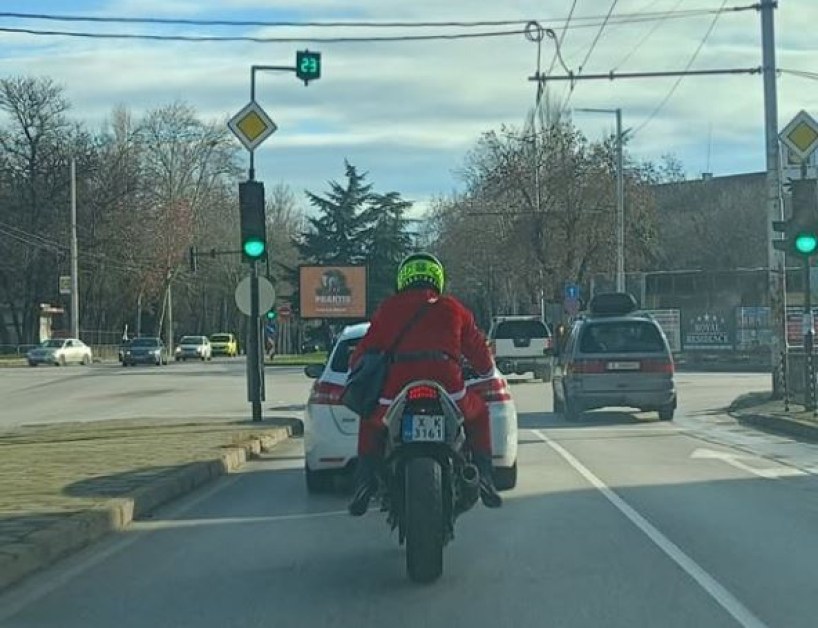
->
[299,265,367,319]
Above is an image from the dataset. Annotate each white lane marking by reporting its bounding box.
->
[691,448,807,480]
[131,510,348,531]
[532,429,769,628]
[0,475,243,623]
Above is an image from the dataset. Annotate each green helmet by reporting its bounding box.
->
[397,253,445,293]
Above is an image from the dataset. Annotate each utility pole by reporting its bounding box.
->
[615,108,625,292]
[166,272,174,358]
[69,158,79,339]
[575,107,625,292]
[761,0,787,396]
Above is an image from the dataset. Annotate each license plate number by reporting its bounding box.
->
[607,361,640,371]
[402,415,445,443]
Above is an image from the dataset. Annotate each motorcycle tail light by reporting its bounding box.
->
[407,385,438,401]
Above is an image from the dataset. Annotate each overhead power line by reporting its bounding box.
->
[0,6,758,29]
[0,5,759,45]
[631,0,730,136]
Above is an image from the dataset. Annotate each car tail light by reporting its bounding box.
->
[470,377,511,403]
[489,340,496,356]
[544,337,552,350]
[309,381,345,405]
[567,359,606,374]
[641,359,675,374]
[407,385,439,401]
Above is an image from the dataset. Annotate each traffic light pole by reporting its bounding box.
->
[248,259,263,421]
[804,258,816,413]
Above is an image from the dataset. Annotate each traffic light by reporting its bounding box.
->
[239,181,267,262]
[774,179,818,258]
[266,310,277,321]
[295,50,321,85]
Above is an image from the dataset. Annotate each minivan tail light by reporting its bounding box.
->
[309,382,345,406]
[567,360,606,374]
[641,359,675,374]
[489,340,496,356]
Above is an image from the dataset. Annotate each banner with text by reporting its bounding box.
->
[299,265,367,319]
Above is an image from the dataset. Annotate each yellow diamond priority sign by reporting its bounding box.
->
[228,101,277,152]
[780,110,818,162]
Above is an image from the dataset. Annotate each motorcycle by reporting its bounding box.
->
[378,379,481,583]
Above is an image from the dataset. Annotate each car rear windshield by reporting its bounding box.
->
[131,338,159,347]
[180,336,204,344]
[330,338,361,373]
[579,321,666,354]
[211,335,230,342]
[493,320,550,339]
[43,339,64,348]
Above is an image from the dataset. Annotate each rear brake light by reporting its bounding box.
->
[470,377,511,403]
[309,382,345,405]
[407,385,438,400]
[544,338,552,350]
[641,359,675,374]
[567,360,606,374]
[489,341,496,356]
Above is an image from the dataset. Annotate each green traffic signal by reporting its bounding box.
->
[795,233,818,255]
[266,310,277,320]
[243,237,265,259]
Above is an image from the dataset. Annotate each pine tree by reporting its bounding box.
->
[297,160,373,264]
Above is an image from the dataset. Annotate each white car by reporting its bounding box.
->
[174,336,212,361]
[302,323,519,493]
[27,338,93,366]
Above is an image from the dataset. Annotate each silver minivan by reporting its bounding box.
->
[552,293,677,422]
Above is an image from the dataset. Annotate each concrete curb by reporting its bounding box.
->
[0,425,291,592]
[733,411,818,443]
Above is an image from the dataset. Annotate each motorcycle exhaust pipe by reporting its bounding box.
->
[460,463,480,488]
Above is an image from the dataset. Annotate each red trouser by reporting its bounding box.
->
[357,389,492,457]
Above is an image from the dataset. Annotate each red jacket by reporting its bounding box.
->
[350,288,493,403]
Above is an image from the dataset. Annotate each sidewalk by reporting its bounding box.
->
[0,417,295,592]
[729,391,818,442]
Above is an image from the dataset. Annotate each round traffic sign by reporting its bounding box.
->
[234,276,276,317]
[277,303,292,318]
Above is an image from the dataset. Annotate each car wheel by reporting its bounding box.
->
[28,361,37,367]
[82,354,91,366]
[305,464,335,494]
[535,368,552,383]
[563,396,581,423]
[553,388,564,414]
[494,463,517,491]
[58,355,66,367]
[658,403,675,421]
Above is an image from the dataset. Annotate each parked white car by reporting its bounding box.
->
[302,323,519,493]
[27,338,93,367]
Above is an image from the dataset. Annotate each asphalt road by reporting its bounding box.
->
[4,370,818,627]
[0,359,310,429]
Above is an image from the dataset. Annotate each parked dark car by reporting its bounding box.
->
[122,337,168,366]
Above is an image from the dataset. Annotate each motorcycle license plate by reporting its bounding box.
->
[402,415,445,443]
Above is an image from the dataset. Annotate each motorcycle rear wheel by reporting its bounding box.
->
[405,457,444,583]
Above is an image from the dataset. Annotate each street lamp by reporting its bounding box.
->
[575,107,626,293]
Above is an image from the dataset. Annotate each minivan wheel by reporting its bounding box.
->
[563,396,581,423]
[658,403,675,421]
[553,389,564,414]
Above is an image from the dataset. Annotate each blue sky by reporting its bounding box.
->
[1,1,818,215]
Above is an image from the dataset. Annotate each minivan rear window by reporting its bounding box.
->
[330,338,362,373]
[579,321,666,354]
[493,320,549,340]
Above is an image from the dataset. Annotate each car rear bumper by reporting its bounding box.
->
[125,354,160,364]
[303,407,357,471]
[569,388,676,411]
[496,357,552,375]
[211,347,234,355]
[489,402,518,467]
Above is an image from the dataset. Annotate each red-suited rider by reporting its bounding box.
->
[347,252,502,516]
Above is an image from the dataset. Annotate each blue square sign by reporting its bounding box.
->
[565,283,580,300]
